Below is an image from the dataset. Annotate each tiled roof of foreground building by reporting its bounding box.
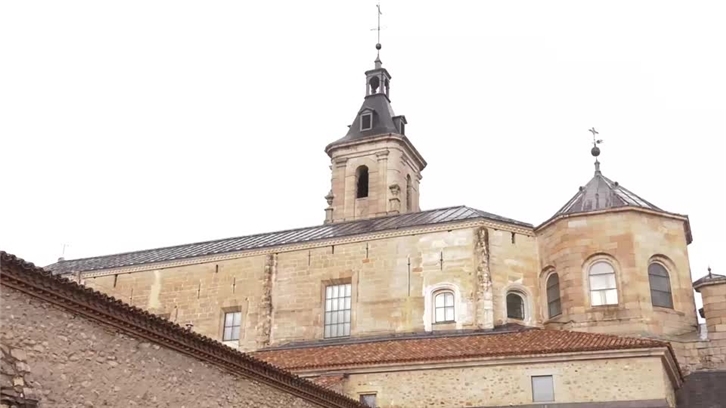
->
[253,325,678,372]
[45,205,532,275]
[0,251,365,408]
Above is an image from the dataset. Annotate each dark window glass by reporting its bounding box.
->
[506,293,525,320]
[361,113,373,130]
[546,273,562,318]
[356,166,369,198]
[648,263,673,308]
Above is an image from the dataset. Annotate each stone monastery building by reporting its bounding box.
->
[12,36,726,408]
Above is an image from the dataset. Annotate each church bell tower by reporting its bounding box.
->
[323,38,426,224]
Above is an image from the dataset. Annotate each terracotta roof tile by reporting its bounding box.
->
[253,328,669,371]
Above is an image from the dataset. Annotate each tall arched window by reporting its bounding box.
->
[434,291,455,323]
[356,166,369,198]
[648,262,674,308]
[589,261,618,306]
[546,273,562,318]
[406,175,412,211]
[506,292,525,320]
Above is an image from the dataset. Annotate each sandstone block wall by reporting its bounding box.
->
[0,287,323,408]
[83,254,268,351]
[339,356,675,407]
[79,224,541,349]
[328,138,422,223]
[537,211,697,336]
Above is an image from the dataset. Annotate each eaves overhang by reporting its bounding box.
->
[534,206,693,245]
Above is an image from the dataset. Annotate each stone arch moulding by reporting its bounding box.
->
[581,252,622,309]
[501,283,535,326]
[422,282,465,332]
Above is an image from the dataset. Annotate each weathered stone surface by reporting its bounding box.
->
[340,357,675,407]
[0,287,322,408]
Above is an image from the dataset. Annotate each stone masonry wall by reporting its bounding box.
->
[0,286,323,408]
[340,356,675,407]
[537,210,697,337]
[78,223,540,350]
[82,254,268,351]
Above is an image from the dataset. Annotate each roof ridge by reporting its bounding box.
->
[50,205,470,265]
[258,324,536,351]
[46,205,533,274]
[0,251,364,408]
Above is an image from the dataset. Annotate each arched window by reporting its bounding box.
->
[648,263,673,308]
[546,273,562,318]
[434,291,455,323]
[506,292,525,320]
[589,261,618,306]
[406,175,412,211]
[356,166,369,198]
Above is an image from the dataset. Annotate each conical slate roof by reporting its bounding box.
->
[554,170,661,216]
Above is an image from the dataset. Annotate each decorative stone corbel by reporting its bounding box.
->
[388,184,401,213]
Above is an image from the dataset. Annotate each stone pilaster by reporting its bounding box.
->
[257,253,277,349]
[475,227,493,329]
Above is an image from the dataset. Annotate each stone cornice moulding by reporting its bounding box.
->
[75,219,535,279]
[291,347,682,387]
[535,206,691,237]
[325,133,427,170]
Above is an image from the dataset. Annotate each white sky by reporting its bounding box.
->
[1,1,724,314]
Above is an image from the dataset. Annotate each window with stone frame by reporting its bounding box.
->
[324,283,351,338]
[648,262,674,308]
[506,292,525,320]
[360,393,377,407]
[222,311,242,342]
[546,273,562,318]
[531,375,555,402]
[589,261,618,306]
[433,290,455,323]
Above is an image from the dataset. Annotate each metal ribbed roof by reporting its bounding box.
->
[555,171,661,215]
[45,205,531,275]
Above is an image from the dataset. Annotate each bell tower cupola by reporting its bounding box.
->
[323,9,426,224]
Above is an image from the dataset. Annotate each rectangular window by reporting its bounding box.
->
[324,283,352,338]
[531,375,554,403]
[360,113,373,131]
[360,394,377,407]
[223,311,242,341]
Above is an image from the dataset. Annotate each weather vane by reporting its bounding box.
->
[589,127,604,174]
[370,2,385,59]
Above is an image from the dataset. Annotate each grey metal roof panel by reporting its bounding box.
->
[326,93,401,148]
[554,172,662,216]
[45,205,532,275]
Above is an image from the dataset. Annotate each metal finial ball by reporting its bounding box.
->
[376,43,381,50]
[591,146,601,157]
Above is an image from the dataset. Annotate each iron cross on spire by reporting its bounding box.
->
[588,127,604,174]
[589,127,603,146]
[370,2,386,58]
